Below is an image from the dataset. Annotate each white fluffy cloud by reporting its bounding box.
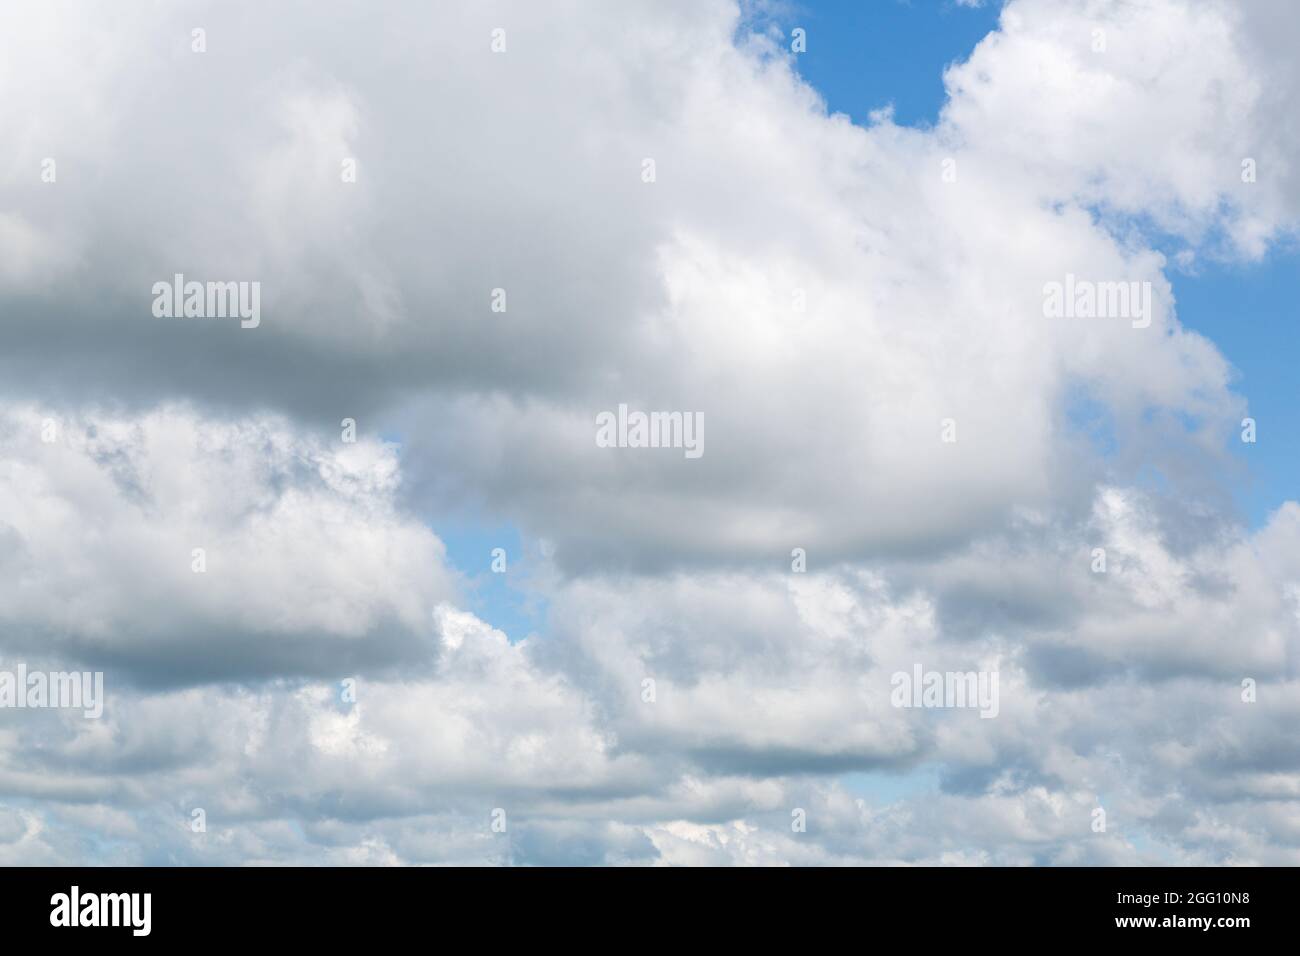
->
[0,0,1298,864]
[944,0,1299,258]
[0,405,455,681]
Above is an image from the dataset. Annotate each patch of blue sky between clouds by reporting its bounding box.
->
[768,0,1003,128]
[433,518,548,644]
[1097,213,1300,528]
[1172,248,1300,529]
[841,767,942,806]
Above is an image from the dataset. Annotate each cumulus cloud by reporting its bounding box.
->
[0,404,455,684]
[0,0,1297,864]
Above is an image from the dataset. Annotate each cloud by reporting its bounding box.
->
[3,477,1297,864]
[0,404,455,685]
[943,0,1300,259]
[0,0,1297,864]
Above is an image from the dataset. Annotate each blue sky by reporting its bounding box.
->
[789,0,1002,128]
[436,517,544,641]
[1175,252,1300,526]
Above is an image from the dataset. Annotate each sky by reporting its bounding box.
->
[0,0,1298,866]
[786,0,1004,127]
[792,0,1300,530]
